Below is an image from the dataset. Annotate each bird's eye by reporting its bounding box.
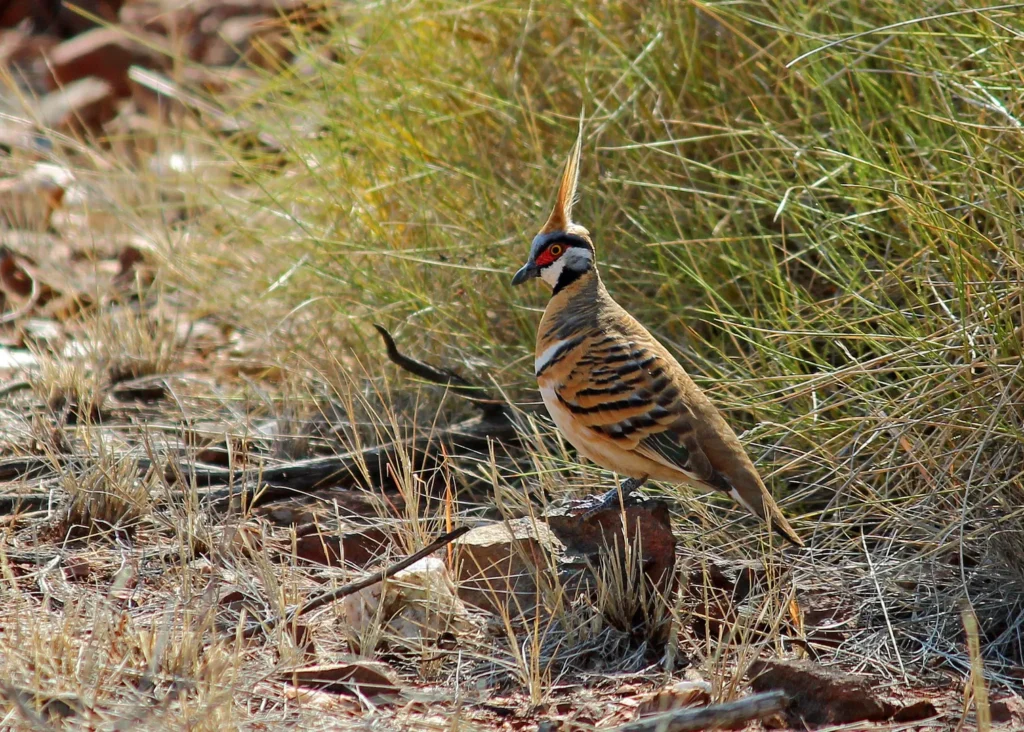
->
[549,244,563,257]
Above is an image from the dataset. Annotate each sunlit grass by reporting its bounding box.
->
[152,0,1024,682]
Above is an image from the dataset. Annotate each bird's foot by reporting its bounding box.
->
[581,476,648,520]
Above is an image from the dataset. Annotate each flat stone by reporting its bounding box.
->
[453,518,562,614]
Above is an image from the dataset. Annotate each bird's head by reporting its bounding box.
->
[512,115,595,292]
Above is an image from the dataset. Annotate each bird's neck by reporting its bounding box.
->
[538,267,609,345]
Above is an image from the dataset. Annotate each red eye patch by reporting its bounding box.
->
[535,243,564,267]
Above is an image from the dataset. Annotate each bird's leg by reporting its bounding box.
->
[584,475,648,518]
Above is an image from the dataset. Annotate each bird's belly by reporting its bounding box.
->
[539,385,682,480]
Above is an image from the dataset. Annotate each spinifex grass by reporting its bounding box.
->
[3,0,1022,725]
[160,0,1024,683]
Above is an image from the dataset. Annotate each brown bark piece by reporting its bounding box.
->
[46,27,165,97]
[38,76,118,134]
[279,661,401,702]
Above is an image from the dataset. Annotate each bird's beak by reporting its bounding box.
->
[511,260,539,286]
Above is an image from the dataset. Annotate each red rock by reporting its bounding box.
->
[750,659,896,726]
[292,527,389,568]
[38,77,118,135]
[45,27,164,97]
[685,557,770,640]
[891,699,938,723]
[545,492,677,594]
[991,695,1024,725]
[545,492,677,642]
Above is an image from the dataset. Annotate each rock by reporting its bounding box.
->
[545,493,677,642]
[292,526,389,568]
[45,27,165,97]
[339,556,472,653]
[891,699,938,723]
[453,518,562,614]
[750,659,896,726]
[991,695,1024,725]
[545,492,677,598]
[37,77,118,135]
[684,557,768,640]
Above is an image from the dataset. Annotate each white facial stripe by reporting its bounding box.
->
[539,256,566,287]
[539,247,591,288]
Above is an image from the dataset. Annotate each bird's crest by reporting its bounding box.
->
[539,111,585,235]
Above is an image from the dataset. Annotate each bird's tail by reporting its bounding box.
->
[727,470,804,547]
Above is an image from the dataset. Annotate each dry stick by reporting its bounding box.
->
[288,526,470,620]
[610,690,787,732]
[372,323,508,417]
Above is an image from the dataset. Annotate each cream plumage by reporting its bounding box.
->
[511,118,803,547]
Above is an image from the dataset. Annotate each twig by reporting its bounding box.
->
[0,270,40,325]
[288,526,470,619]
[0,494,50,513]
[373,323,507,417]
[0,330,522,514]
[0,408,519,512]
[610,691,787,732]
[0,380,31,398]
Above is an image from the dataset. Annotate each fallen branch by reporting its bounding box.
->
[0,328,522,513]
[167,410,518,509]
[372,324,507,418]
[288,525,470,619]
[610,691,787,732]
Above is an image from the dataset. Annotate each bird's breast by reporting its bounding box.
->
[538,378,681,480]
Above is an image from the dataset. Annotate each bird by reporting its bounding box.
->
[510,118,803,547]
